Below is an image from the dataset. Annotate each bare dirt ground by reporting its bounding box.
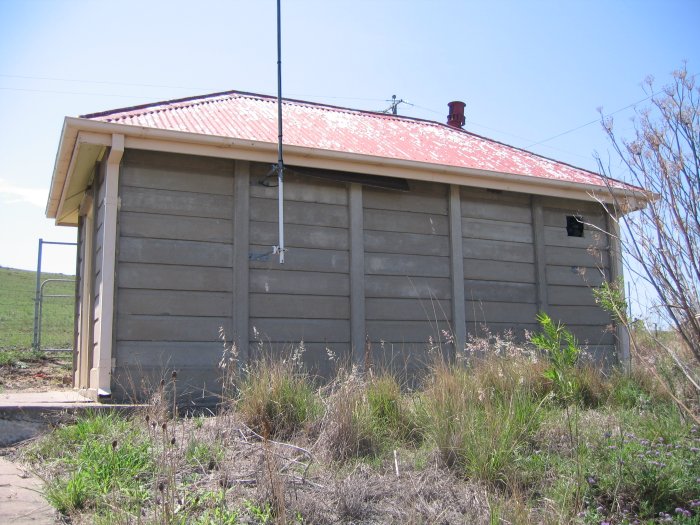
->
[0,354,72,392]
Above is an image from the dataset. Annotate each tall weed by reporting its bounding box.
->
[237,355,320,440]
[420,357,545,490]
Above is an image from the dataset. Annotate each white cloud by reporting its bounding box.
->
[0,179,48,208]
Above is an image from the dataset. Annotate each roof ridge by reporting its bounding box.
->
[80,88,450,129]
[76,88,636,192]
[79,89,246,119]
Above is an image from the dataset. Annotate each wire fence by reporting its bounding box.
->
[0,267,75,352]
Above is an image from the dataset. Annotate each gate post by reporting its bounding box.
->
[32,239,43,350]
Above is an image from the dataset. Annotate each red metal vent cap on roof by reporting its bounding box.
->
[447,101,466,129]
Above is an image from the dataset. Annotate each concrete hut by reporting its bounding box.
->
[46,91,644,402]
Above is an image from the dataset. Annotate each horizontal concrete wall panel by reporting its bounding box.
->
[462,238,535,263]
[366,320,450,344]
[460,187,530,206]
[250,269,349,296]
[250,221,348,250]
[249,245,349,273]
[543,208,607,230]
[547,285,598,307]
[365,253,450,278]
[461,217,533,243]
[120,186,233,219]
[121,167,234,195]
[548,305,612,326]
[363,185,447,214]
[565,326,615,346]
[117,289,232,317]
[463,259,535,283]
[464,280,537,303]
[545,245,609,268]
[364,275,452,299]
[543,226,607,248]
[545,266,608,287]
[111,366,227,403]
[365,298,452,322]
[120,212,232,243]
[116,341,225,367]
[582,345,618,364]
[364,230,449,256]
[249,342,352,375]
[249,167,348,205]
[117,315,231,342]
[94,245,103,277]
[250,318,350,343]
[96,200,105,230]
[250,293,350,319]
[119,263,233,292]
[123,149,234,176]
[364,209,449,235]
[465,301,539,324]
[541,197,604,215]
[119,237,232,267]
[461,198,532,224]
[466,323,538,343]
[250,197,348,228]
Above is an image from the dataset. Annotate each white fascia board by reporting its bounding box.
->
[47,119,110,221]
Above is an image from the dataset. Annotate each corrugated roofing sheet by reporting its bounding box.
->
[82,90,624,189]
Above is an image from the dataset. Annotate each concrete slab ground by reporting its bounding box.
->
[0,456,56,524]
[0,389,90,408]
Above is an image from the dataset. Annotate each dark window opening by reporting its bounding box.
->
[566,215,584,237]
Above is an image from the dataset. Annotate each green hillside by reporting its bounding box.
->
[0,267,75,351]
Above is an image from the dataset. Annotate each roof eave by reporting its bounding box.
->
[47,118,649,224]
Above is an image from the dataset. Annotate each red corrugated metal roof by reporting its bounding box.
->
[82,90,626,189]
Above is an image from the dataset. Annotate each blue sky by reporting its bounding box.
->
[0,0,698,315]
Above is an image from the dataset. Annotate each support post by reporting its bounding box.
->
[607,213,631,371]
[233,160,251,366]
[448,185,466,356]
[531,196,549,313]
[349,183,366,369]
[32,239,43,350]
[91,134,124,398]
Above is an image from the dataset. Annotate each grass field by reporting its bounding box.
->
[0,266,75,351]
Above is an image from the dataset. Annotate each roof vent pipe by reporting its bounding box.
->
[447,101,466,129]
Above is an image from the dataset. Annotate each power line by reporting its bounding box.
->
[525,90,670,148]
[0,86,149,99]
[0,73,212,92]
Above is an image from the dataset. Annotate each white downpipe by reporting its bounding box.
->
[91,133,124,398]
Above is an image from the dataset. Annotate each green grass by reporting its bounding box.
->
[0,266,75,351]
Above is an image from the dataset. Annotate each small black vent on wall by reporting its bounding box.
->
[566,216,584,237]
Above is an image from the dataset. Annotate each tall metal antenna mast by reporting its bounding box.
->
[273,0,286,264]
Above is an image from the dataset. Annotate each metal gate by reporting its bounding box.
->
[32,239,77,352]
